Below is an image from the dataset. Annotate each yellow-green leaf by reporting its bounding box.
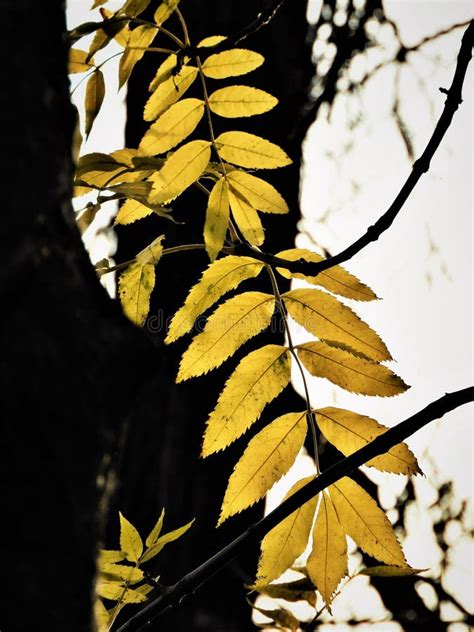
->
[226,170,288,214]
[165,256,264,343]
[201,49,264,79]
[197,35,227,48]
[204,177,230,261]
[202,344,291,456]
[254,605,300,631]
[100,563,144,584]
[94,599,109,632]
[360,565,427,577]
[85,69,105,137]
[115,199,154,225]
[119,512,143,562]
[297,341,409,397]
[98,550,126,567]
[255,476,318,587]
[330,477,407,567]
[256,578,317,606]
[283,288,390,362]
[307,492,347,610]
[208,86,277,118]
[96,580,147,603]
[218,412,307,524]
[145,509,165,547]
[119,263,155,327]
[228,187,264,246]
[139,98,205,156]
[315,407,421,475]
[215,131,292,169]
[148,140,211,204]
[144,66,198,121]
[119,0,151,16]
[119,25,157,88]
[136,235,164,265]
[140,519,194,563]
[154,0,180,25]
[276,248,377,301]
[69,48,95,73]
[178,291,275,381]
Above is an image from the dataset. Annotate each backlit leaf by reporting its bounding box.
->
[96,580,147,603]
[197,35,227,48]
[148,54,179,92]
[227,170,288,214]
[297,341,409,397]
[218,412,307,524]
[202,345,291,456]
[154,0,180,25]
[115,199,166,225]
[307,492,347,610]
[228,187,264,246]
[85,69,105,137]
[145,508,165,547]
[255,476,318,587]
[100,563,144,584]
[98,550,126,566]
[69,48,95,73]
[254,605,300,631]
[360,565,427,577]
[204,177,230,261]
[140,519,194,563]
[148,140,211,204]
[144,66,198,121]
[119,263,155,327]
[256,578,317,606]
[276,248,377,301]
[119,512,143,562]
[201,49,264,79]
[215,131,292,169]
[208,86,277,118]
[283,288,390,362]
[119,25,157,88]
[330,477,407,566]
[177,292,275,381]
[119,0,151,16]
[94,600,109,632]
[165,256,264,343]
[136,235,164,265]
[139,98,205,156]
[315,407,421,475]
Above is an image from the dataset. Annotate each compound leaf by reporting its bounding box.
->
[201,48,264,79]
[119,24,157,88]
[154,0,180,25]
[140,519,194,563]
[119,512,143,562]
[215,131,292,169]
[228,187,264,246]
[208,86,277,118]
[204,177,230,261]
[145,508,165,548]
[69,48,95,73]
[227,170,288,214]
[144,66,198,121]
[85,69,105,137]
[119,263,155,326]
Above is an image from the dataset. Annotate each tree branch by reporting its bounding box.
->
[117,387,474,631]
[234,20,474,277]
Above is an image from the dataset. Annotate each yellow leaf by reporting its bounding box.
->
[144,66,198,121]
[201,49,264,79]
[307,492,347,610]
[197,35,227,48]
[178,291,275,381]
[100,563,144,584]
[94,600,109,632]
[208,86,277,118]
[204,177,230,261]
[148,140,211,204]
[226,170,288,214]
[165,256,264,343]
[283,288,391,362]
[119,25,157,88]
[141,519,194,563]
[145,509,165,547]
[360,565,427,577]
[297,341,409,397]
[256,578,317,606]
[96,580,147,603]
[255,476,318,587]
[85,69,105,137]
[119,512,143,562]
[148,54,179,92]
[139,98,205,156]
[215,131,292,169]
[330,477,407,566]
[276,248,377,301]
[115,199,154,225]
[136,235,165,265]
[154,0,180,25]
[69,48,95,73]
[119,0,151,16]
[253,605,300,631]
[98,550,126,566]
[202,344,291,456]
[119,263,155,327]
[315,407,421,475]
[228,187,264,246]
[218,412,307,524]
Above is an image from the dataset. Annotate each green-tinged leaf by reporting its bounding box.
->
[228,187,264,246]
[255,578,317,607]
[307,492,347,610]
[226,170,288,214]
[208,86,277,118]
[141,519,194,563]
[96,580,147,603]
[178,291,275,381]
[119,512,143,562]
[330,477,407,567]
[218,412,307,524]
[94,600,109,632]
[297,341,409,397]
[165,256,264,343]
[215,131,292,169]
[154,0,180,25]
[98,550,126,566]
[119,263,155,327]
[276,248,377,301]
[148,140,211,204]
[359,565,428,577]
[115,199,168,225]
[283,288,391,362]
[119,0,151,16]
[255,476,318,587]
[204,177,230,261]
[85,69,105,137]
[197,35,227,48]
[119,25,157,88]
[254,605,299,631]
[144,66,198,121]
[315,407,421,475]
[201,49,264,79]
[100,563,144,584]
[108,181,152,198]
[202,345,291,456]
[136,235,165,265]
[139,98,205,156]
[145,509,165,548]
[69,48,95,73]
